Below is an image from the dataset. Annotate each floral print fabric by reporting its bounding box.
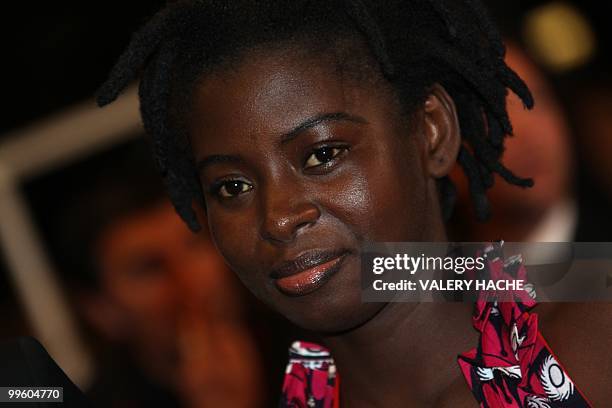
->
[280,243,591,407]
[280,341,338,408]
[457,243,591,407]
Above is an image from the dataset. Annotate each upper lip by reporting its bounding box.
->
[270,248,349,279]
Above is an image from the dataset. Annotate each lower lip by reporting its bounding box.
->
[274,253,348,296]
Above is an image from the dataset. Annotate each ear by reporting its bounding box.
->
[421,84,461,178]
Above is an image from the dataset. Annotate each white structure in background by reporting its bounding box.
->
[0,86,141,388]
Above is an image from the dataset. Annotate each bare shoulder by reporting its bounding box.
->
[539,302,612,406]
[435,375,479,408]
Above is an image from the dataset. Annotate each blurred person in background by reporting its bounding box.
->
[450,42,577,242]
[568,78,612,241]
[573,83,612,197]
[59,140,265,407]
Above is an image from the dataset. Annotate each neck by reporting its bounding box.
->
[321,301,477,407]
[320,205,476,407]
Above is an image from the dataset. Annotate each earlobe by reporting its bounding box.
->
[422,84,461,178]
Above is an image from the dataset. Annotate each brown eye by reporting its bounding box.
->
[305,146,345,169]
[217,180,252,198]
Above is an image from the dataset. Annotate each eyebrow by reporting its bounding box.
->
[280,111,368,144]
[196,111,367,172]
[197,154,244,172]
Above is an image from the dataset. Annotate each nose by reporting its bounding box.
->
[259,182,321,244]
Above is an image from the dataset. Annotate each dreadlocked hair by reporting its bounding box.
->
[96,0,534,232]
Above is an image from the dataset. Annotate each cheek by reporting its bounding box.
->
[326,145,429,243]
[324,168,373,233]
[207,211,269,300]
[103,279,176,337]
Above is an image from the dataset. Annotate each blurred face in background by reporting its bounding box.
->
[87,200,262,407]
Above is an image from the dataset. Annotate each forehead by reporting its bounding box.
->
[187,45,398,151]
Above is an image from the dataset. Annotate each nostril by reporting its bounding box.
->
[295,220,313,233]
[260,203,321,244]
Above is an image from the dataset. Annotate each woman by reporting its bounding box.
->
[96,0,610,406]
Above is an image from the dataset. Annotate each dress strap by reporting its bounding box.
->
[280,341,337,407]
[457,242,593,407]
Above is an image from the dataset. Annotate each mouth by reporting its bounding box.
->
[270,248,350,296]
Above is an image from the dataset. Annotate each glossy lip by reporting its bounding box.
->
[270,249,350,296]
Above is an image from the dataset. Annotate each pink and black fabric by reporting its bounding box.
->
[280,243,592,407]
[280,341,338,408]
[457,243,592,407]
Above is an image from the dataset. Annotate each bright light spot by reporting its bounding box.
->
[523,2,596,72]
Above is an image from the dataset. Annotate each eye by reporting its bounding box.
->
[213,179,253,198]
[304,146,347,169]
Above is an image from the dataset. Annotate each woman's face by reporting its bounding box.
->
[188,45,451,332]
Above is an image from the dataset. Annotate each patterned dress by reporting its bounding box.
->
[280,243,592,407]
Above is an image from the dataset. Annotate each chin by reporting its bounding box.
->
[271,255,386,334]
[300,301,385,334]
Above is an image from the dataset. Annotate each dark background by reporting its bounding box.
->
[0,1,610,137]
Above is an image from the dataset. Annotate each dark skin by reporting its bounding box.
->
[187,43,612,406]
